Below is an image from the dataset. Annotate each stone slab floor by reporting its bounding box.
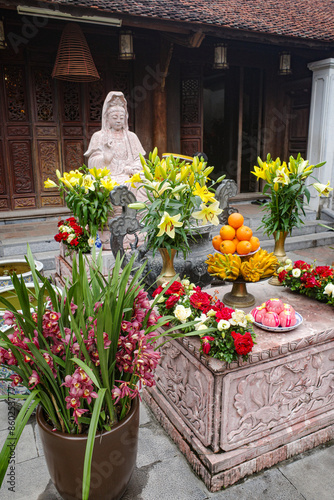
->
[0,399,334,500]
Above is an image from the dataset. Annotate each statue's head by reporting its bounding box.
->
[102,92,128,132]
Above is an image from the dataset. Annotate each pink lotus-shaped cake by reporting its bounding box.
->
[262,311,280,327]
[265,298,284,314]
[279,310,296,327]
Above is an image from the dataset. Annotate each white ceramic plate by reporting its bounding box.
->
[254,311,303,333]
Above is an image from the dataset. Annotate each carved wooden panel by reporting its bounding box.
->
[4,66,28,122]
[9,141,34,194]
[38,141,59,188]
[88,72,105,122]
[36,126,57,137]
[181,139,201,157]
[63,126,83,136]
[0,140,6,195]
[221,343,334,451]
[14,197,36,209]
[181,74,202,156]
[64,141,84,171]
[41,196,62,206]
[0,198,9,210]
[7,126,30,137]
[33,68,54,122]
[61,81,81,122]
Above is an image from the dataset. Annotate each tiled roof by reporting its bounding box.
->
[39,1,334,42]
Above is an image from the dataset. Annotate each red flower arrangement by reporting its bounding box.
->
[55,217,93,253]
[153,280,256,363]
[278,260,334,306]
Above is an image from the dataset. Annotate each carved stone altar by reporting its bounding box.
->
[108,179,238,288]
[143,281,334,491]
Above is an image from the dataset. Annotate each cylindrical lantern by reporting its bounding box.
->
[279,52,292,75]
[213,43,229,69]
[119,30,135,60]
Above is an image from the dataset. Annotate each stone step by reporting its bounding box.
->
[261,231,334,253]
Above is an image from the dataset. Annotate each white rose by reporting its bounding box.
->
[285,264,293,271]
[174,305,192,323]
[181,279,190,286]
[324,283,334,297]
[285,259,292,265]
[230,310,246,325]
[206,309,216,317]
[195,323,208,331]
[88,237,95,247]
[245,313,255,323]
[66,234,74,243]
[157,296,165,303]
[217,319,230,331]
[292,268,301,278]
[277,267,284,274]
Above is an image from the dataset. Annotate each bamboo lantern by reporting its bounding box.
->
[52,23,100,82]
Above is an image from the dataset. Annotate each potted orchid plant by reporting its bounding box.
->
[0,247,210,500]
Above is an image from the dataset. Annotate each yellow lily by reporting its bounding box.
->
[89,167,110,179]
[44,178,58,189]
[313,181,333,197]
[125,173,142,188]
[82,175,95,192]
[192,201,222,225]
[273,167,290,187]
[251,164,267,181]
[193,182,216,203]
[157,212,183,239]
[101,178,119,191]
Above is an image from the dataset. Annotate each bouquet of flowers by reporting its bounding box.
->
[251,153,332,239]
[278,259,334,306]
[45,166,118,237]
[54,216,94,254]
[153,279,256,363]
[127,149,225,258]
[0,249,202,497]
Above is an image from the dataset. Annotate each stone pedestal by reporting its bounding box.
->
[143,281,334,491]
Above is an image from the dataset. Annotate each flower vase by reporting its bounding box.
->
[269,231,288,286]
[157,248,177,286]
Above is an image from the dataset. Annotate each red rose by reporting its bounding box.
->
[70,238,79,247]
[278,270,288,282]
[62,232,69,240]
[294,260,310,270]
[54,233,63,242]
[165,281,184,296]
[315,266,334,278]
[201,336,215,354]
[152,286,164,298]
[190,291,212,311]
[231,331,254,356]
[165,295,180,309]
[215,306,234,321]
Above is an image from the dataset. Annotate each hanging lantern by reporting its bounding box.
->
[0,19,6,50]
[52,23,100,82]
[119,30,135,60]
[213,43,229,70]
[279,52,292,75]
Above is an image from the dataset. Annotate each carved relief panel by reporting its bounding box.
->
[0,139,6,197]
[33,67,55,122]
[155,340,214,447]
[4,65,28,122]
[64,141,84,171]
[181,74,202,156]
[9,140,34,195]
[221,343,334,451]
[38,141,60,189]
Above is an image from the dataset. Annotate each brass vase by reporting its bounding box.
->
[157,248,177,286]
[269,231,288,286]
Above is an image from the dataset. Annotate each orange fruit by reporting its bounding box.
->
[219,225,236,240]
[212,235,223,251]
[249,236,260,252]
[228,213,244,229]
[236,240,252,255]
[220,240,236,254]
[236,225,253,241]
[232,237,240,249]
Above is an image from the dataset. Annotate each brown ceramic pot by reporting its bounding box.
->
[36,397,139,500]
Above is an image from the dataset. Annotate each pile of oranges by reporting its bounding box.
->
[212,213,260,255]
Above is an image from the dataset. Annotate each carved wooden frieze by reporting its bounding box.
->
[38,141,59,186]
[14,197,36,209]
[221,343,334,451]
[88,75,105,122]
[7,126,30,137]
[181,127,201,136]
[181,78,200,124]
[41,196,62,206]
[9,141,34,194]
[36,126,57,137]
[62,81,81,122]
[155,340,214,447]
[33,68,54,122]
[64,141,84,171]
[4,66,28,122]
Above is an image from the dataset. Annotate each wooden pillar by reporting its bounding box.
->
[152,39,173,153]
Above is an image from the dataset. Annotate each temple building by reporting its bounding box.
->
[0,0,333,214]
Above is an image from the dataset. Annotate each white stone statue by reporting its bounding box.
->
[84,91,145,183]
